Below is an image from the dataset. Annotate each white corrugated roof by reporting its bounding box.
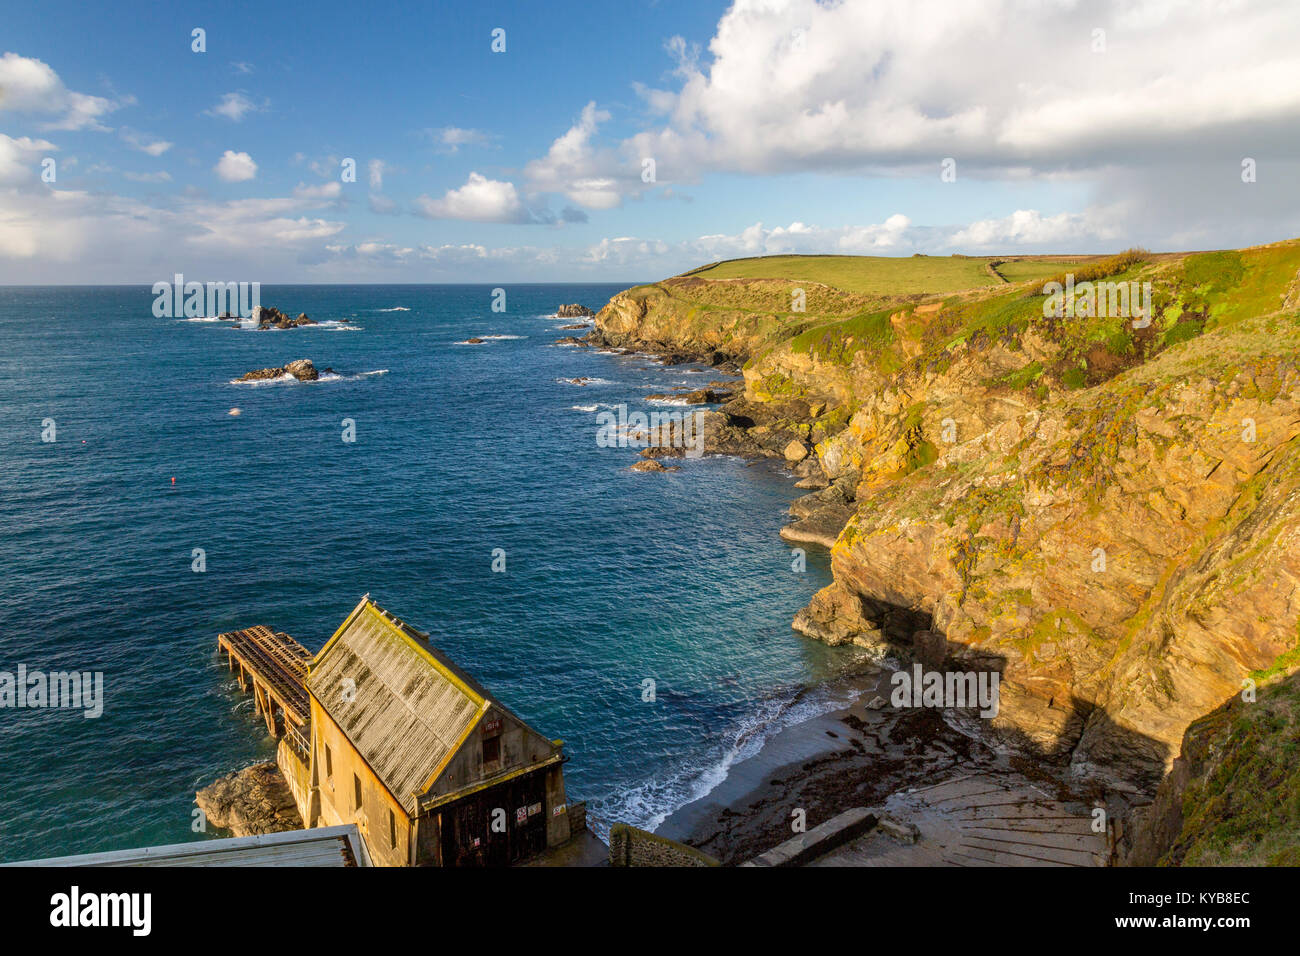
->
[8,825,370,867]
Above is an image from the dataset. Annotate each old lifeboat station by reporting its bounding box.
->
[215,595,577,867]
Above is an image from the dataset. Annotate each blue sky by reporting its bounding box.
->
[2,0,1299,282]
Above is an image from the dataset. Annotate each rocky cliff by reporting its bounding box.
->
[594,242,1300,801]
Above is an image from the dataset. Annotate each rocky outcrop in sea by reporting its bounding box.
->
[236,306,319,329]
[239,358,323,382]
[194,761,303,837]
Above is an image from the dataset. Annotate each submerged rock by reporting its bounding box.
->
[631,459,680,473]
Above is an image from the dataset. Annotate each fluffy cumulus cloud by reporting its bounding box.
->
[414,172,530,223]
[520,0,1300,234]
[0,52,124,131]
[214,150,258,182]
[0,133,56,185]
[630,0,1300,172]
[524,102,628,210]
[950,208,1123,249]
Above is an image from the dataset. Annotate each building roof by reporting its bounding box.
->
[8,825,370,867]
[306,596,491,814]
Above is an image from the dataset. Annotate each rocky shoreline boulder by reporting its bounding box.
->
[557,303,595,317]
[194,761,303,837]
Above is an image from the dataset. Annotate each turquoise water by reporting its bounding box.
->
[0,284,864,860]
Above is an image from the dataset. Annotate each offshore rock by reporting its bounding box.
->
[246,306,317,329]
[239,358,320,382]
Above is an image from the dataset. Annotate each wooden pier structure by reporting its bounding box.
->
[217,625,313,747]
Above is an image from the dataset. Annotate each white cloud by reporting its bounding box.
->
[292,181,342,200]
[0,179,346,276]
[214,150,257,182]
[524,101,627,210]
[424,127,494,153]
[949,209,1115,248]
[0,133,56,184]
[414,172,529,223]
[205,92,264,122]
[367,159,385,190]
[0,52,122,131]
[523,0,1300,201]
[119,128,172,156]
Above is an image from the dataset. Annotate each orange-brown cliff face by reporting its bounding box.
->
[597,242,1300,792]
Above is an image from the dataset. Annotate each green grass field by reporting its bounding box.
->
[687,254,1095,295]
[995,258,1093,283]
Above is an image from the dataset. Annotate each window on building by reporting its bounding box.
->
[325,744,333,779]
[354,773,362,811]
[482,734,500,764]
[389,809,397,849]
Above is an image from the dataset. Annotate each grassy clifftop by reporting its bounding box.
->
[685,252,1093,294]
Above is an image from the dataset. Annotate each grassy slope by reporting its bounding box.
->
[1165,667,1300,866]
[687,253,1094,295]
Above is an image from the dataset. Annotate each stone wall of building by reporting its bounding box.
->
[276,737,313,825]
[608,824,720,867]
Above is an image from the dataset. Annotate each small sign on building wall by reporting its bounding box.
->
[482,717,502,735]
[553,803,567,817]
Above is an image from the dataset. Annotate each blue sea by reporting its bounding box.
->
[0,284,868,861]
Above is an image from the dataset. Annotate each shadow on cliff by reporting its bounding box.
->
[858,595,1172,800]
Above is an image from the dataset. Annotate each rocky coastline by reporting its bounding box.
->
[582,243,1300,863]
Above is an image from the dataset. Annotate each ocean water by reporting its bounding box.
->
[0,284,867,861]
